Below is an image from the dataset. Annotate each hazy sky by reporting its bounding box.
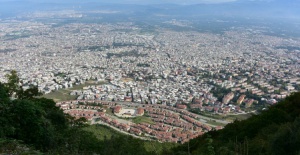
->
[0,0,276,4]
[99,0,239,4]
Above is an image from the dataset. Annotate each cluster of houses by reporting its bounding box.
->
[94,109,204,143]
[144,107,211,131]
[65,109,104,120]
[187,96,237,114]
[56,100,222,143]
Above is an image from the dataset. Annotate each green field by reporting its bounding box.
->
[224,113,253,121]
[206,120,227,126]
[105,108,114,116]
[143,140,178,154]
[83,124,124,140]
[42,80,107,102]
[84,124,178,153]
[132,116,155,125]
[42,89,77,102]
[197,111,252,122]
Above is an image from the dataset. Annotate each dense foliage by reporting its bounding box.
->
[0,79,93,154]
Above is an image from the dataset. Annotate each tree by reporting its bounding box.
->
[0,83,14,138]
[205,135,215,155]
[4,70,41,99]
[269,117,300,155]
[17,85,42,100]
[0,83,9,102]
[4,70,20,97]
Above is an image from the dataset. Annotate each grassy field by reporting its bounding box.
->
[198,111,252,122]
[105,108,114,116]
[143,141,179,154]
[42,89,77,102]
[104,109,155,125]
[84,124,178,153]
[206,120,227,126]
[225,113,253,121]
[42,80,107,102]
[83,124,123,140]
[69,80,107,90]
[132,116,155,125]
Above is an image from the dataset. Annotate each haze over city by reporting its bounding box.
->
[0,0,300,154]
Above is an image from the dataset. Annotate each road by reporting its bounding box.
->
[91,118,151,141]
[114,101,231,125]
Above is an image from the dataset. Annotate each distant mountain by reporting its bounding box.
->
[0,0,299,19]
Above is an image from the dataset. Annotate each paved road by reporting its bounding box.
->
[196,114,231,124]
[91,118,151,140]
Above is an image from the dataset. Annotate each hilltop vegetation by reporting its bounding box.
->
[0,71,300,154]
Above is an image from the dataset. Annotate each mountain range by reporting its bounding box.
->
[0,0,299,20]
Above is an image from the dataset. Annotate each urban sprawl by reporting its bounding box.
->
[0,18,300,143]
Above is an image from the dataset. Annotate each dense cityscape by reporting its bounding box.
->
[0,12,300,143]
[1,0,300,153]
